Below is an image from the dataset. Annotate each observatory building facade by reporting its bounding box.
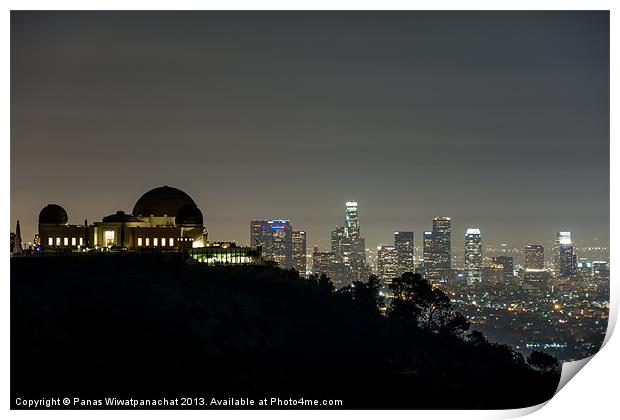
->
[38,186,207,252]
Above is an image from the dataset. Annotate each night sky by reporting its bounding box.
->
[11,11,609,250]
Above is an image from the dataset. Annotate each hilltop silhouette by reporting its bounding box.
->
[11,254,560,409]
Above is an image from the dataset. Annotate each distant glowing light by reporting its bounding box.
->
[558,231,572,245]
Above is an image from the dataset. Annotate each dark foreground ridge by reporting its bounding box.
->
[11,254,560,409]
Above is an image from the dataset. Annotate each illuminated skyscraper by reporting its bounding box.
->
[558,244,576,277]
[525,244,545,270]
[250,219,293,269]
[341,201,367,283]
[331,225,345,262]
[344,201,360,240]
[554,231,570,268]
[422,231,433,277]
[464,228,482,284]
[292,230,307,276]
[312,247,345,287]
[377,245,399,283]
[394,231,415,275]
[554,231,575,277]
[423,217,451,283]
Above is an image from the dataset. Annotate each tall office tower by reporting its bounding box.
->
[554,231,576,277]
[394,231,415,275]
[554,231,571,270]
[344,201,360,239]
[422,231,433,278]
[328,225,354,286]
[524,244,545,270]
[341,201,367,283]
[433,217,451,280]
[377,245,399,283]
[492,256,514,278]
[424,217,451,283]
[312,247,343,287]
[250,220,293,269]
[559,244,576,277]
[464,228,482,284]
[292,230,307,276]
[331,225,346,261]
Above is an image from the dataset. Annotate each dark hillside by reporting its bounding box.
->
[11,255,560,409]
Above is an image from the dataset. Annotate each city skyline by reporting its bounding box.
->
[11,194,610,253]
[11,11,610,250]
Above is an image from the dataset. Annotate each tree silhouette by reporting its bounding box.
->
[440,311,470,336]
[467,330,488,346]
[351,275,384,316]
[527,350,560,373]
[387,272,469,335]
[317,273,334,293]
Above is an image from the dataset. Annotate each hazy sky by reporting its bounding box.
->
[11,11,609,249]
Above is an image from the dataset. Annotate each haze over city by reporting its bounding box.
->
[11,11,609,249]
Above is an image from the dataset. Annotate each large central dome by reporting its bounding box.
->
[132,186,197,217]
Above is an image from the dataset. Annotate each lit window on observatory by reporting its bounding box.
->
[104,230,115,247]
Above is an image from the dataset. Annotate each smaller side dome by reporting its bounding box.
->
[176,204,203,226]
[39,204,68,225]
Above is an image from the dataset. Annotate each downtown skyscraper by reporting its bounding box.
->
[525,244,545,270]
[312,246,340,285]
[423,217,451,284]
[319,202,368,286]
[292,230,307,277]
[250,220,293,269]
[340,202,367,283]
[331,225,346,264]
[377,244,399,283]
[394,231,415,275]
[554,231,576,277]
[464,228,482,284]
